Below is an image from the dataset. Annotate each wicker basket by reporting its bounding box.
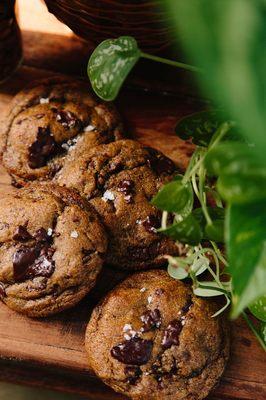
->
[43,0,172,53]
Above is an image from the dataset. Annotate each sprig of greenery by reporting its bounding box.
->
[87,36,200,101]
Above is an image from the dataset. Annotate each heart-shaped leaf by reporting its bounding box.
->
[159,214,202,245]
[88,36,141,101]
[151,176,193,215]
[175,110,231,147]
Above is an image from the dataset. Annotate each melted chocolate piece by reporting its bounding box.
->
[146,147,176,175]
[124,366,142,385]
[117,179,135,203]
[28,127,57,169]
[13,246,40,281]
[13,225,32,242]
[0,282,6,300]
[139,215,161,234]
[161,320,182,349]
[34,228,51,243]
[111,337,153,366]
[141,309,161,332]
[26,246,55,279]
[56,110,79,129]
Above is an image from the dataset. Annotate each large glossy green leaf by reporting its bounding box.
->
[165,0,266,165]
[159,214,202,245]
[226,201,266,318]
[88,36,141,101]
[175,110,226,146]
[151,177,193,215]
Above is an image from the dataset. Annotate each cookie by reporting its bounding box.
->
[0,184,107,317]
[0,76,123,186]
[55,139,180,270]
[85,270,230,400]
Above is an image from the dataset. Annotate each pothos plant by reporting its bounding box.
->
[87,37,266,350]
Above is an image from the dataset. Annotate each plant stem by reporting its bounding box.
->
[242,311,266,351]
[140,52,201,73]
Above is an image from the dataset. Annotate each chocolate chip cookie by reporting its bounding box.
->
[56,139,179,270]
[0,183,107,317]
[0,76,123,186]
[85,270,230,400]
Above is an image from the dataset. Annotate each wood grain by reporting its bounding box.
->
[0,3,265,399]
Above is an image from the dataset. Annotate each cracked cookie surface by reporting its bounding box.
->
[0,184,107,317]
[0,76,123,186]
[85,270,230,400]
[56,139,179,270]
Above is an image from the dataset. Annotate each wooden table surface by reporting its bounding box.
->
[0,1,265,399]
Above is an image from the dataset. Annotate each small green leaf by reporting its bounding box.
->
[192,207,225,242]
[194,282,225,297]
[175,110,226,146]
[249,295,266,322]
[205,220,224,242]
[159,214,202,245]
[152,176,193,215]
[227,202,266,318]
[168,263,188,280]
[88,36,141,101]
[191,257,209,276]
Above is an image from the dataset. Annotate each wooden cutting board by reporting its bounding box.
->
[0,3,265,399]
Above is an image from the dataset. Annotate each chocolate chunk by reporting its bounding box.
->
[11,177,23,189]
[56,110,79,129]
[124,366,142,385]
[13,246,40,281]
[0,282,6,300]
[28,127,57,169]
[26,246,55,279]
[13,225,32,242]
[34,228,51,243]
[181,297,193,314]
[146,147,176,175]
[141,309,161,332]
[109,161,122,173]
[138,215,161,234]
[111,337,153,366]
[161,320,182,349]
[117,179,135,203]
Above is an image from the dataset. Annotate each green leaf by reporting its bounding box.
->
[159,214,202,245]
[167,261,189,280]
[205,142,266,204]
[88,36,141,101]
[217,172,266,205]
[249,295,266,322]
[194,282,225,297]
[205,220,224,242]
[151,176,193,215]
[204,142,252,176]
[192,207,225,242]
[227,201,266,318]
[175,110,226,146]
